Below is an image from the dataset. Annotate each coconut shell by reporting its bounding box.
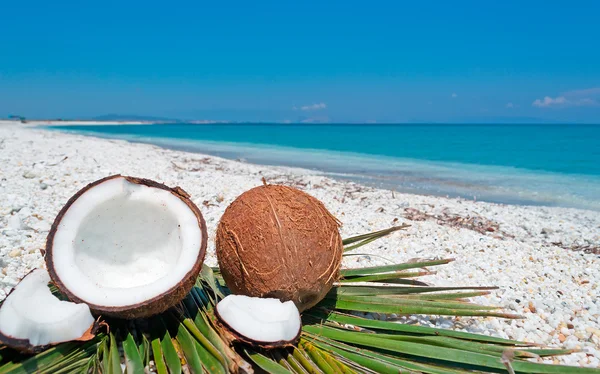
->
[44,175,208,319]
[0,320,99,354]
[216,184,343,312]
[0,332,49,355]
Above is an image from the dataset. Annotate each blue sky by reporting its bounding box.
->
[1,1,599,123]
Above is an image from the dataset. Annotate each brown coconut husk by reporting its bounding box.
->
[216,184,343,312]
[44,175,208,319]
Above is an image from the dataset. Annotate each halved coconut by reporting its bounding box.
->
[215,294,301,349]
[0,268,96,353]
[45,175,207,319]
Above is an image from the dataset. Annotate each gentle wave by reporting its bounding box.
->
[49,127,600,211]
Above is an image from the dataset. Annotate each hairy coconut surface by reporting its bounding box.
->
[45,175,208,319]
[216,184,343,312]
[215,295,301,349]
[0,269,95,353]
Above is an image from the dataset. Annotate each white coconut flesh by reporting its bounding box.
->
[0,269,94,347]
[50,176,202,307]
[216,295,301,343]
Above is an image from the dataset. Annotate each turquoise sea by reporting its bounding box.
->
[49,123,600,211]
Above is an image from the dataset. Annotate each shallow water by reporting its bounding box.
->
[49,123,600,211]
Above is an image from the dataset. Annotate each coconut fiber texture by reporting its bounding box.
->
[216,184,343,312]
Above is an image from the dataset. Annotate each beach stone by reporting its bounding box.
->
[8,249,21,258]
[2,230,17,237]
[9,203,25,214]
[1,277,17,288]
[7,214,23,230]
[18,207,31,217]
[22,170,37,179]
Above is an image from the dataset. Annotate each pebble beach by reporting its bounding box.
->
[1,123,599,368]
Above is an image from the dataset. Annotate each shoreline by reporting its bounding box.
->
[47,122,600,212]
[0,119,228,127]
[0,125,599,367]
[0,120,153,127]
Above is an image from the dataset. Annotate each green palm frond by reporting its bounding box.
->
[0,226,597,373]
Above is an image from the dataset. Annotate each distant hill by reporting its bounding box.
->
[90,114,181,122]
[446,116,562,124]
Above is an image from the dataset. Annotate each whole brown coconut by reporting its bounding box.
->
[216,184,343,312]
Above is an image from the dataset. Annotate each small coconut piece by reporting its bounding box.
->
[45,175,207,319]
[216,184,343,312]
[0,269,95,353]
[215,295,301,348]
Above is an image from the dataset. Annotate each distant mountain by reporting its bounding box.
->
[445,116,563,124]
[90,114,181,122]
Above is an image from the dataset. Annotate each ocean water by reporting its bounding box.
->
[49,123,600,211]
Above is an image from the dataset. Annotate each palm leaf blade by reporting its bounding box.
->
[245,349,293,373]
[156,320,182,374]
[174,318,204,373]
[122,332,144,374]
[150,337,168,374]
[309,310,527,345]
[107,332,122,374]
[341,259,454,277]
